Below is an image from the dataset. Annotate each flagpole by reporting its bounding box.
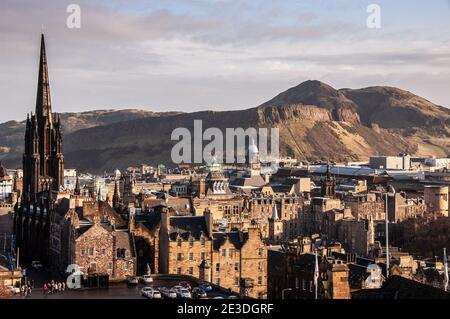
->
[444,248,449,292]
[314,248,318,300]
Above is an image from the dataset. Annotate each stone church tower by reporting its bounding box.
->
[14,34,64,264]
[22,34,64,202]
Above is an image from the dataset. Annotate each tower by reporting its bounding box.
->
[268,201,283,243]
[248,137,261,176]
[74,175,81,196]
[22,34,64,202]
[321,164,336,197]
[112,180,120,210]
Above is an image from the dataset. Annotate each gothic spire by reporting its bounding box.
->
[271,202,279,220]
[74,175,80,195]
[113,180,120,209]
[36,33,53,124]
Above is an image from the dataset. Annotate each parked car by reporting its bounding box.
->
[172,285,184,292]
[127,276,139,286]
[192,287,207,299]
[177,288,192,299]
[178,281,192,290]
[7,286,20,294]
[141,287,154,297]
[147,288,162,299]
[227,295,239,299]
[199,283,213,292]
[160,287,177,299]
[213,296,224,299]
[31,260,43,269]
[140,275,153,284]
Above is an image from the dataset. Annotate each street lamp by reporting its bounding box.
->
[385,185,396,278]
[282,288,292,299]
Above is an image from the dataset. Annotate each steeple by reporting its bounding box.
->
[97,187,102,203]
[112,180,120,210]
[271,202,279,220]
[36,33,53,124]
[74,176,80,196]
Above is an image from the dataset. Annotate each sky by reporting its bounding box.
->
[0,0,450,122]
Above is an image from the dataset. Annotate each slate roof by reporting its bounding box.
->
[353,275,450,299]
[168,216,209,240]
[115,230,136,258]
[212,231,247,250]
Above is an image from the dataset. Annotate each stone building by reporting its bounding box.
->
[48,197,135,282]
[423,185,448,217]
[156,209,267,298]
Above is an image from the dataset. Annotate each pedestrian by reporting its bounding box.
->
[31,279,34,288]
[58,282,62,292]
[43,284,48,295]
[61,282,65,292]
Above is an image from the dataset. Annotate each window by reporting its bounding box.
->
[201,238,205,247]
[229,248,234,258]
[108,262,113,270]
[177,268,182,275]
[177,253,183,261]
[201,252,206,260]
[215,278,220,286]
[88,247,94,257]
[102,248,106,255]
[80,249,85,257]
[124,263,129,270]
[258,261,263,272]
[177,239,182,247]
[189,239,194,248]
[234,277,239,286]
[221,249,226,257]
[234,263,239,271]
[258,248,263,257]
[90,262,97,272]
[117,248,126,258]
[189,252,194,261]
[215,263,220,272]
[188,267,193,275]
[258,276,263,285]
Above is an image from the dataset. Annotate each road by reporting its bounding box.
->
[14,265,233,299]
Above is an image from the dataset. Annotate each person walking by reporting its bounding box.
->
[43,284,48,295]
[58,282,62,292]
[61,282,65,292]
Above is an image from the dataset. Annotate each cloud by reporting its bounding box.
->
[0,0,449,122]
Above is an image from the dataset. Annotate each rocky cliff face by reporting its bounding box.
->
[0,81,448,172]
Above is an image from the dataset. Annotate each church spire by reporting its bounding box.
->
[36,33,52,124]
[113,180,120,209]
[74,175,80,196]
[271,202,279,220]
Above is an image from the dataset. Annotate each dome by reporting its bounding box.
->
[249,137,259,155]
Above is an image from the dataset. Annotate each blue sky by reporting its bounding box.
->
[0,0,449,121]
